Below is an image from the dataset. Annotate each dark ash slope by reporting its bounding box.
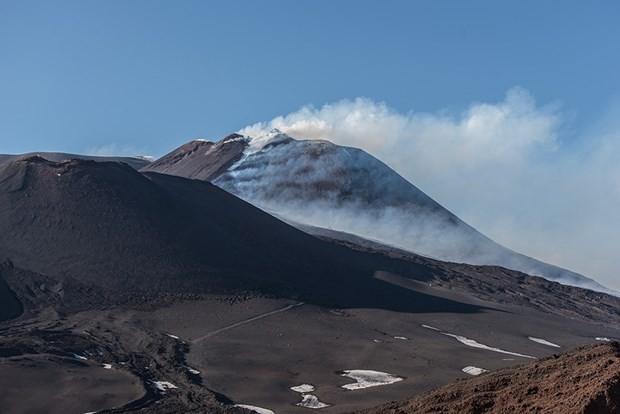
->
[0,156,342,294]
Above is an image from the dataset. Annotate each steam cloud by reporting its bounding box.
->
[85,143,152,158]
[240,87,620,291]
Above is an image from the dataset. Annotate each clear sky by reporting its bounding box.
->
[1,1,620,289]
[2,1,618,155]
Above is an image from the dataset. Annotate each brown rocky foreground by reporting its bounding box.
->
[353,341,620,414]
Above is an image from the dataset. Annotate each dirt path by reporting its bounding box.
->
[191,302,305,343]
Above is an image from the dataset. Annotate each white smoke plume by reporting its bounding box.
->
[85,143,152,159]
[240,88,620,291]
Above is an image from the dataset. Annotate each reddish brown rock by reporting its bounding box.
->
[354,342,620,414]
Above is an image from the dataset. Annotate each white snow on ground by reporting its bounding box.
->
[462,366,488,376]
[234,404,276,414]
[246,129,289,155]
[72,353,88,361]
[596,337,612,341]
[340,370,403,390]
[150,381,178,393]
[296,394,330,409]
[373,339,382,343]
[182,365,200,375]
[422,324,536,359]
[443,333,536,359]
[102,363,112,369]
[291,384,315,393]
[394,336,408,340]
[166,333,180,339]
[290,383,329,408]
[528,336,561,348]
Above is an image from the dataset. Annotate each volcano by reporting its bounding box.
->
[142,130,611,294]
[0,155,504,311]
[2,153,620,413]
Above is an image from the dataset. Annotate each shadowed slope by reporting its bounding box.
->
[0,273,22,321]
[0,156,491,315]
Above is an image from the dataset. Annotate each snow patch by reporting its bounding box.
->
[296,394,330,409]
[102,363,112,369]
[228,129,289,172]
[72,353,88,361]
[246,129,289,154]
[222,136,246,144]
[150,381,178,393]
[443,333,536,359]
[234,404,276,414]
[423,325,536,359]
[394,336,408,340]
[340,370,403,390]
[291,384,315,393]
[596,337,612,342]
[462,366,488,376]
[166,333,180,340]
[182,364,200,375]
[528,336,561,348]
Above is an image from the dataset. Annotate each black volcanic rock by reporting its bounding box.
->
[143,132,611,294]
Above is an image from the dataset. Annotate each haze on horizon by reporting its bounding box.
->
[1,1,619,290]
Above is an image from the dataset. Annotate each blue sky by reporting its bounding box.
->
[1,1,620,289]
[1,1,618,155]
